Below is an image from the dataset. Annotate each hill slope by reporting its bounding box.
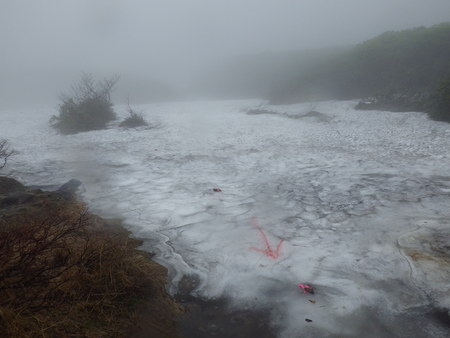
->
[269,22,450,118]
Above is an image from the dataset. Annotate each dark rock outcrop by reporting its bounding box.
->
[0,176,25,195]
[57,178,82,193]
[355,93,432,112]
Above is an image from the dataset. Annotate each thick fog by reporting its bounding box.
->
[2,2,450,337]
[1,0,450,107]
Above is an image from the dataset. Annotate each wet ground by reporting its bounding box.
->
[2,99,450,336]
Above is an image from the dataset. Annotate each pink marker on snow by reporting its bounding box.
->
[298,283,314,294]
[249,218,284,259]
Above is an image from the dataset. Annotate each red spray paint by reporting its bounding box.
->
[249,217,284,259]
[298,283,314,294]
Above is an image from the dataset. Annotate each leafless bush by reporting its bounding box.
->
[0,210,90,311]
[0,207,167,337]
[0,139,14,169]
[119,97,149,128]
[66,73,120,103]
[51,73,120,134]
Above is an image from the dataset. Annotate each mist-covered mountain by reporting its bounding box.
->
[203,22,450,116]
[195,47,349,99]
[269,22,450,106]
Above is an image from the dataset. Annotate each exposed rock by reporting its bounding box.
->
[57,178,82,193]
[173,275,276,338]
[355,93,432,112]
[246,107,331,122]
[245,107,278,116]
[398,221,450,310]
[294,111,331,122]
[0,176,25,195]
[429,307,450,328]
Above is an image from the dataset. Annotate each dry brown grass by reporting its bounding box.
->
[0,205,180,337]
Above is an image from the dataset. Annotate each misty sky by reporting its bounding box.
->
[1,0,450,107]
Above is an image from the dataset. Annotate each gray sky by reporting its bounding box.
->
[1,0,450,106]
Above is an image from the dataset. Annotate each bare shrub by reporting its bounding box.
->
[119,98,149,128]
[0,207,172,336]
[50,73,119,134]
[0,139,14,169]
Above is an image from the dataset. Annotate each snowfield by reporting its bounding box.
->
[1,99,450,337]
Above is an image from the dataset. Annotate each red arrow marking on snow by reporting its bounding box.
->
[249,217,284,259]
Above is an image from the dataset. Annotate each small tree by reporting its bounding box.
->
[119,97,148,128]
[51,73,119,134]
[0,139,14,169]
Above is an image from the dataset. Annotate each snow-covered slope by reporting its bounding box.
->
[1,100,450,337]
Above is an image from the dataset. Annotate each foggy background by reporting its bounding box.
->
[1,0,450,108]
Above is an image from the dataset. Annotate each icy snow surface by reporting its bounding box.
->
[1,100,450,337]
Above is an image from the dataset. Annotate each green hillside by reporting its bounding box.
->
[269,23,450,120]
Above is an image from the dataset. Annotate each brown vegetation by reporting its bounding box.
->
[0,179,182,337]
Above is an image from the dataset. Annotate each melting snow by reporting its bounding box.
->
[1,100,450,337]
